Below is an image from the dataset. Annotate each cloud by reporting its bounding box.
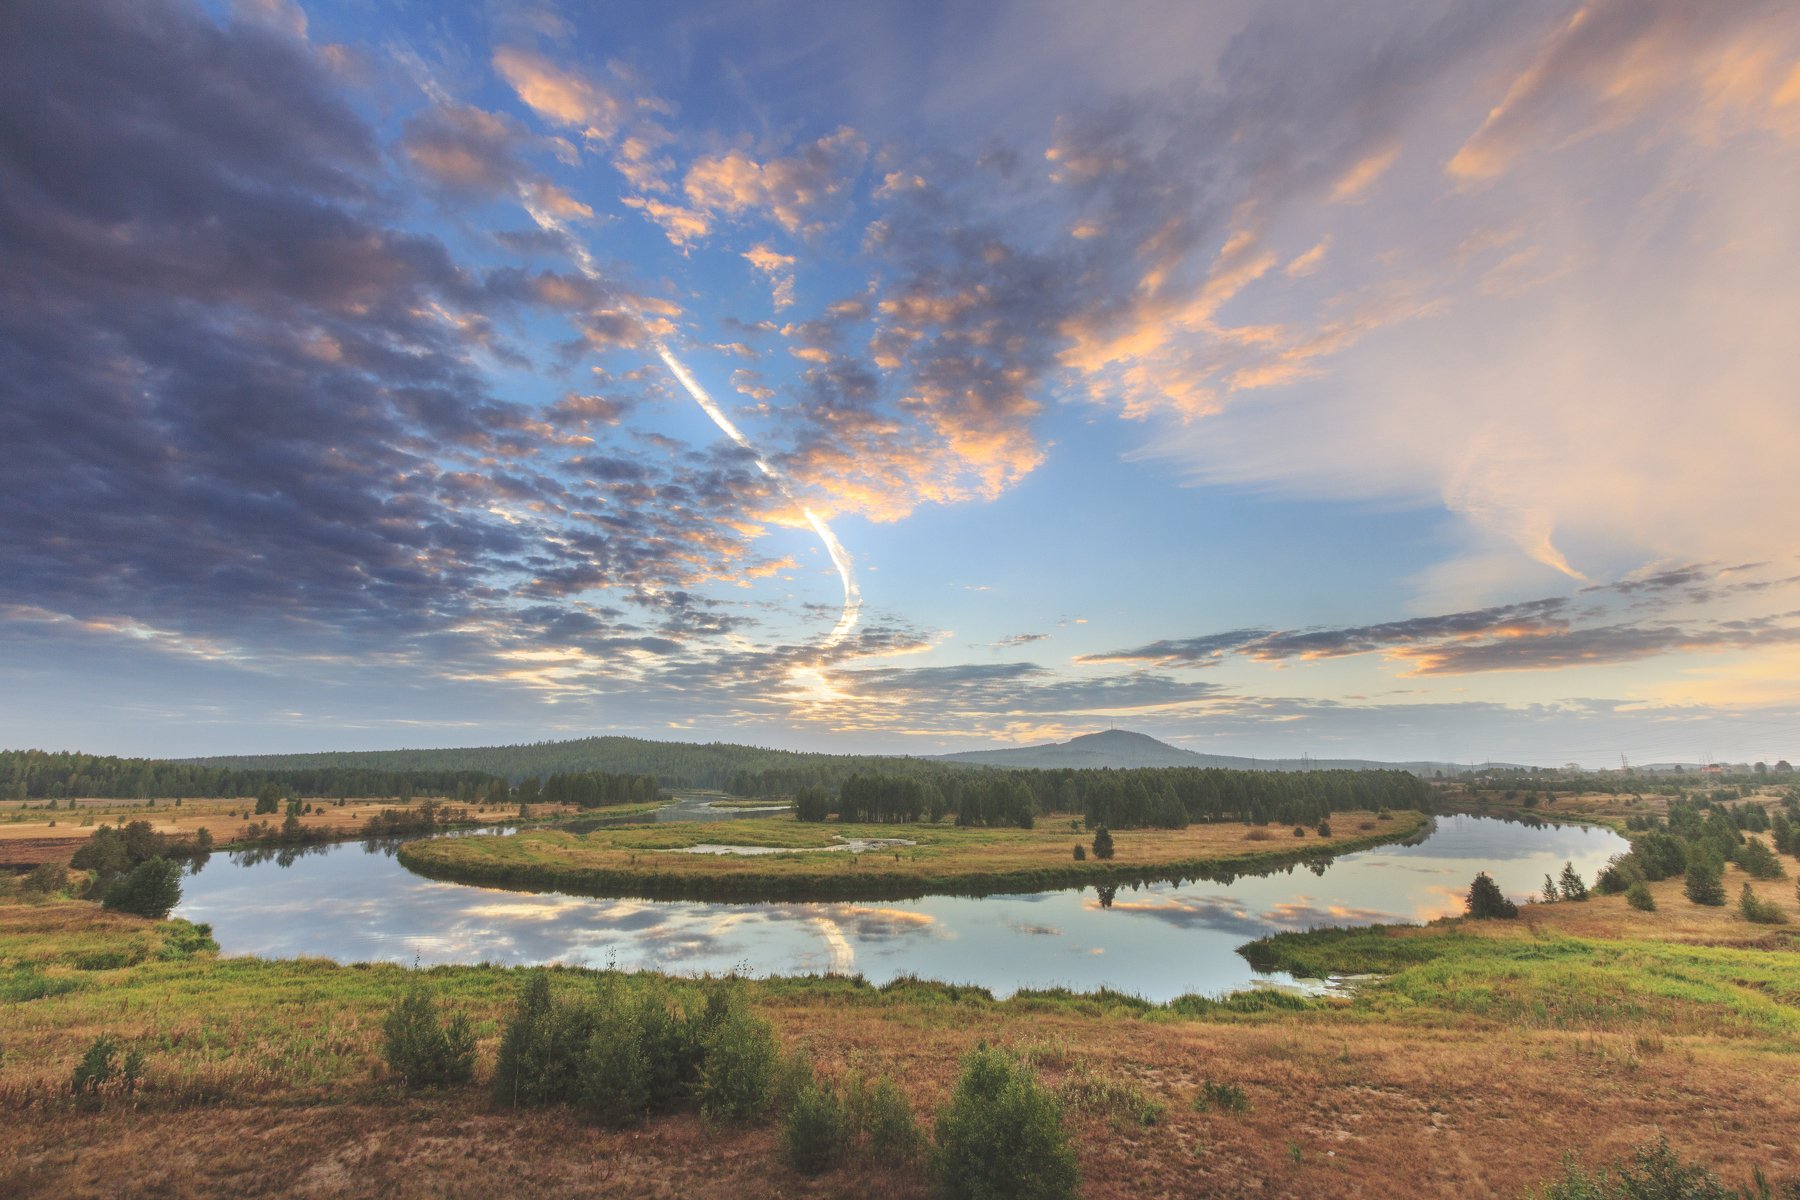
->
[492,45,625,142]
[0,0,800,687]
[743,243,797,310]
[1127,0,1800,585]
[1447,0,1799,182]
[683,128,867,237]
[1080,565,1800,678]
[1079,629,1272,668]
[401,103,538,196]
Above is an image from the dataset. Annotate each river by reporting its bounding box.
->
[172,812,1628,1003]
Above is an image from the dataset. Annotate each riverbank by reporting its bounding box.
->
[395,810,1432,901]
[0,795,662,867]
[3,860,1798,1198]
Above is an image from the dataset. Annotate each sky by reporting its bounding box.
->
[3,0,1799,766]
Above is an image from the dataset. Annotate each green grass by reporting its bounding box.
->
[1241,923,1800,1037]
[0,893,1345,1107]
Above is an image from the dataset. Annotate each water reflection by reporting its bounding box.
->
[174,814,1627,1003]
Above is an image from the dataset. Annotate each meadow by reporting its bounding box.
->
[4,825,1800,1197]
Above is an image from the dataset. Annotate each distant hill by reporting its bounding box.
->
[188,729,1489,790]
[189,735,956,792]
[930,729,1478,776]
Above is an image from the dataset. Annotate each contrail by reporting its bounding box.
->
[524,200,862,649]
[654,347,862,647]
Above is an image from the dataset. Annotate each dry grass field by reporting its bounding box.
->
[0,796,581,866]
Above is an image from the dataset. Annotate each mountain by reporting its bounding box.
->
[930,729,1477,775]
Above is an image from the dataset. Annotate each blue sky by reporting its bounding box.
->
[3,0,1799,765]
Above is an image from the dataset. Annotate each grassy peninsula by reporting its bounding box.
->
[395,809,1429,901]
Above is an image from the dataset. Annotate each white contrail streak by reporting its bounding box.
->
[654,347,862,647]
[524,201,862,649]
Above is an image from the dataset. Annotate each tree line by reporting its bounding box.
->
[795,766,1430,830]
[532,771,662,808]
[188,736,953,791]
[0,749,502,802]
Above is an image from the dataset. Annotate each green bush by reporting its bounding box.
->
[771,1047,816,1113]
[1558,862,1589,902]
[1072,843,1086,861]
[1091,826,1114,860]
[1684,856,1726,906]
[862,1076,922,1160]
[381,979,476,1089]
[1193,1079,1249,1113]
[1594,854,1643,895]
[1739,883,1787,925]
[578,1000,652,1126]
[1466,872,1519,919]
[784,1082,851,1174]
[70,1035,144,1097]
[492,973,591,1106]
[20,861,67,898]
[101,857,182,919]
[1735,838,1786,880]
[1625,880,1657,912]
[930,1044,1079,1200]
[1527,1137,1744,1199]
[698,1007,779,1123]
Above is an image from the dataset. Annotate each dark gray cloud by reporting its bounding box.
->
[1078,628,1271,666]
[0,0,785,675]
[1409,616,1800,675]
[1079,576,1800,678]
[1082,600,1569,667]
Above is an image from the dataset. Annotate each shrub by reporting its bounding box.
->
[784,1082,851,1175]
[1091,826,1114,861]
[381,979,476,1089]
[1466,872,1519,919]
[1626,880,1657,912]
[101,857,182,919]
[1684,856,1727,906]
[931,1044,1079,1200]
[1634,831,1688,881]
[862,1076,921,1160]
[771,1047,815,1113]
[1739,883,1787,925]
[492,973,589,1107]
[1594,854,1644,895]
[70,1035,144,1097]
[1193,1079,1249,1113]
[1293,826,1306,837]
[578,1001,652,1126]
[1528,1137,1742,1200]
[1735,838,1786,880]
[1316,821,1332,838]
[20,861,67,898]
[698,1007,779,1123]
[1558,862,1589,902]
[1072,843,1086,861]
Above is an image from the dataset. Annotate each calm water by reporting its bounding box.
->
[173,814,1627,1003]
